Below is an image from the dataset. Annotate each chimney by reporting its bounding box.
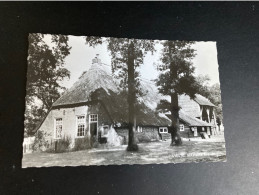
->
[92,54,101,64]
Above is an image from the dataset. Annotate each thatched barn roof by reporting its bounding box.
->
[179,110,212,127]
[52,63,119,107]
[164,110,212,127]
[193,94,215,107]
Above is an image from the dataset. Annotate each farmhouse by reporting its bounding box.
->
[33,55,217,151]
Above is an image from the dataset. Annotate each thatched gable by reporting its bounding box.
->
[53,64,119,107]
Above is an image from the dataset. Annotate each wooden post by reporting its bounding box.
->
[206,107,211,123]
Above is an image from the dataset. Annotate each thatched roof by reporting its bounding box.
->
[52,63,119,107]
[179,110,212,127]
[164,110,212,127]
[194,94,215,107]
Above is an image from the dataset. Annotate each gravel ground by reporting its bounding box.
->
[22,135,226,168]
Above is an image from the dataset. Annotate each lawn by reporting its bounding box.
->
[22,135,226,168]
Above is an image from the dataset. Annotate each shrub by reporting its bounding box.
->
[56,136,71,153]
[46,136,71,153]
[91,135,100,148]
[73,135,92,151]
[136,134,151,143]
[120,136,127,145]
[136,133,159,143]
[31,130,50,152]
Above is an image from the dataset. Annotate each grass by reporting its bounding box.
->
[22,137,226,168]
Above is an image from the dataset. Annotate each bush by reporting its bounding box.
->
[46,136,71,153]
[136,133,159,143]
[136,134,151,143]
[31,130,50,152]
[73,135,92,151]
[91,135,100,148]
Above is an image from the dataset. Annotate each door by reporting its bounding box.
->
[90,123,97,136]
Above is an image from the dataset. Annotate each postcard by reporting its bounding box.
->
[23,34,226,167]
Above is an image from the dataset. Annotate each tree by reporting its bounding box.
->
[156,40,198,146]
[85,37,155,151]
[195,75,223,131]
[195,74,211,98]
[208,83,223,130]
[25,34,71,136]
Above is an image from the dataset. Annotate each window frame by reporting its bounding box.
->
[76,115,86,137]
[90,114,98,123]
[54,118,63,139]
[193,127,198,137]
[180,124,184,131]
[137,126,143,133]
[159,127,168,133]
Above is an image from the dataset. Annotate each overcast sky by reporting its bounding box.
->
[45,35,220,89]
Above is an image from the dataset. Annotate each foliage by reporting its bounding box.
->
[46,136,72,153]
[31,130,50,152]
[195,75,223,125]
[25,34,71,136]
[85,36,155,96]
[73,135,92,151]
[156,41,197,101]
[24,105,46,137]
[208,83,223,125]
[156,40,198,146]
[136,133,158,143]
[195,74,211,98]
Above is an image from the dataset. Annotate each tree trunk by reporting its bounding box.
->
[170,93,182,146]
[127,41,138,151]
[169,41,182,146]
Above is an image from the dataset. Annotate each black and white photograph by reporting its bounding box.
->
[22,34,226,167]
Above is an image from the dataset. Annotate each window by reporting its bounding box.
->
[159,127,168,133]
[90,114,98,122]
[207,127,211,135]
[55,118,62,139]
[89,114,98,137]
[193,127,198,137]
[137,126,143,133]
[77,115,86,137]
[180,124,184,131]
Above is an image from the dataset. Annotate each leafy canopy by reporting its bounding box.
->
[156,40,198,113]
[25,34,71,136]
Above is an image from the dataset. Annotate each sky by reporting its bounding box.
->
[45,35,220,89]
